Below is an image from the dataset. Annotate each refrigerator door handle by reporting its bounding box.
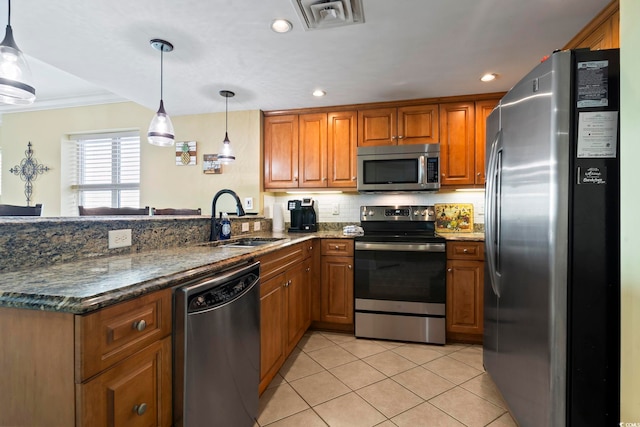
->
[485,130,503,297]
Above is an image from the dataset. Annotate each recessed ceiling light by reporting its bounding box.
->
[271,19,292,33]
[312,89,326,97]
[481,73,498,82]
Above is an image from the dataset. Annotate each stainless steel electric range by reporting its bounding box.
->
[354,205,447,345]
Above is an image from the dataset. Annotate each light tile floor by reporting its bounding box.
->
[257,331,518,427]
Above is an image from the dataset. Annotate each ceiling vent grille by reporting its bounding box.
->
[290,0,365,31]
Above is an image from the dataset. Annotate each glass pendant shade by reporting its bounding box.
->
[218,132,235,164]
[0,2,36,105]
[147,100,175,146]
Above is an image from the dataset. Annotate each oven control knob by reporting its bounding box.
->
[414,210,419,216]
[368,210,375,216]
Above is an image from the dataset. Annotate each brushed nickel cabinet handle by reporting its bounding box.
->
[398,135,404,139]
[463,248,468,253]
[348,265,352,269]
[133,403,147,416]
[447,268,453,272]
[132,320,147,332]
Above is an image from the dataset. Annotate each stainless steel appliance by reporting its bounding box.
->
[484,49,620,427]
[354,205,447,344]
[173,261,260,427]
[357,144,440,192]
[287,198,317,232]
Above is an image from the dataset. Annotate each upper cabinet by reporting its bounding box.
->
[264,111,357,190]
[357,104,439,147]
[439,102,475,186]
[474,100,499,185]
[564,0,619,50]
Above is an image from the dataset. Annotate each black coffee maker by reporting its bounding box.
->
[287,198,317,232]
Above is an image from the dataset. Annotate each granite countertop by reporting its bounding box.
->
[0,231,348,314]
[437,232,485,241]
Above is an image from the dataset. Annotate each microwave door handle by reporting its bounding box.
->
[419,155,426,185]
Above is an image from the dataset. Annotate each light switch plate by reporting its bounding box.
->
[108,229,132,248]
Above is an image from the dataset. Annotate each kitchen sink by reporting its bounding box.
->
[198,237,286,248]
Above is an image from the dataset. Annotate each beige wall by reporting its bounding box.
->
[620,0,640,419]
[0,102,262,216]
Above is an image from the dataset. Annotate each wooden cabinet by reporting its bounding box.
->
[264,112,357,190]
[475,99,499,185]
[446,241,485,344]
[564,0,619,50]
[357,104,439,147]
[0,288,173,427]
[258,243,312,394]
[319,239,354,328]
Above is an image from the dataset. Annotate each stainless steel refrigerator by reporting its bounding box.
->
[484,49,620,427]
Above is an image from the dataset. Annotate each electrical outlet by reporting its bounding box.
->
[242,222,250,232]
[254,222,261,231]
[108,229,132,249]
[332,204,340,215]
[244,197,253,210]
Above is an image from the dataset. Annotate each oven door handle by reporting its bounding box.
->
[355,241,445,252]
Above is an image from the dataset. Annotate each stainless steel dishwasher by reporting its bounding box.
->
[173,261,260,427]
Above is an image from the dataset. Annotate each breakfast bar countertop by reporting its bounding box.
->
[0,231,348,314]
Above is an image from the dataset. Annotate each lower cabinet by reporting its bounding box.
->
[258,243,312,394]
[446,241,485,344]
[319,239,354,329]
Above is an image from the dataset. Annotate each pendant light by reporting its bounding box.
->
[0,0,35,105]
[147,39,174,147]
[218,90,235,164]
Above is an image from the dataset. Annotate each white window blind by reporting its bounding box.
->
[71,131,140,208]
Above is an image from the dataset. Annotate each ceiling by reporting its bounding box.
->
[0,0,610,118]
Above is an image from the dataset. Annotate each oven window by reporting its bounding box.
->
[355,249,446,303]
[362,158,419,184]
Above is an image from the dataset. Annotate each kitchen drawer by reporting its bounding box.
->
[321,239,354,256]
[257,243,304,282]
[76,288,172,381]
[446,241,484,261]
[302,239,316,260]
[77,336,172,427]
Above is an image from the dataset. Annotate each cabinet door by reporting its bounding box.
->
[328,111,357,188]
[397,104,439,145]
[285,261,309,354]
[299,113,328,188]
[78,336,172,427]
[259,273,286,394]
[320,256,354,325]
[475,100,499,185]
[358,108,397,146]
[446,260,484,342]
[264,115,299,189]
[439,102,475,186]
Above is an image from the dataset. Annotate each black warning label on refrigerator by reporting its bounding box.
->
[579,166,607,185]
[577,60,609,108]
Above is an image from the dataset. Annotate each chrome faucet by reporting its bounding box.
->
[210,189,246,241]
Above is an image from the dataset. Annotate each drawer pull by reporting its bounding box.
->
[132,320,147,332]
[463,248,468,253]
[447,268,452,272]
[306,267,310,272]
[334,245,340,250]
[133,403,147,416]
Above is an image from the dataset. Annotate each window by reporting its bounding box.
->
[71,132,140,208]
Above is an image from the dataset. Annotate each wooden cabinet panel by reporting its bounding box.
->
[76,288,172,381]
[439,102,475,186]
[77,336,172,427]
[328,111,357,188]
[447,241,485,260]
[259,274,286,394]
[321,239,354,256]
[398,104,439,144]
[285,260,311,354]
[299,113,327,188]
[564,0,619,50]
[320,256,354,325]
[446,260,484,341]
[358,108,396,146]
[475,100,499,185]
[264,115,299,188]
[257,243,304,282]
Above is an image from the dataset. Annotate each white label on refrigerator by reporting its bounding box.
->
[577,60,609,108]
[576,111,618,158]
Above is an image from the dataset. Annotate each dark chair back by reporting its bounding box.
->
[0,203,43,216]
[78,206,149,216]
[152,208,202,215]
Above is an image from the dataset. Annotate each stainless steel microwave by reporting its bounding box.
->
[357,144,440,192]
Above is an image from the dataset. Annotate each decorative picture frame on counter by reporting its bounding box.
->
[203,154,222,174]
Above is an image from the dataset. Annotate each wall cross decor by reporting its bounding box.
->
[9,142,50,206]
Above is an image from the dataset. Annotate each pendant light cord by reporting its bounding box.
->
[7,0,11,26]
[160,47,164,102]
[225,93,228,132]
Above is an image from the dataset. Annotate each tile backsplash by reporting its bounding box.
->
[265,191,485,225]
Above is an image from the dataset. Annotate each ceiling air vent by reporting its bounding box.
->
[290,0,365,31]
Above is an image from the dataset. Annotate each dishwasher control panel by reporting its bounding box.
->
[187,271,259,312]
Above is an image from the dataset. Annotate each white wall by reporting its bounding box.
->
[620,0,640,419]
[0,103,261,216]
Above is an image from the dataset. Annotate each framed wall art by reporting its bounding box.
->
[203,154,222,174]
[176,141,197,165]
